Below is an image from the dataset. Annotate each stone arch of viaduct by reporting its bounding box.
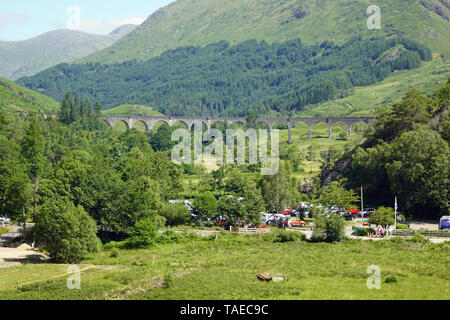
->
[101,115,373,143]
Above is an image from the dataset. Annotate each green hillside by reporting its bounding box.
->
[18,37,432,116]
[0,77,59,113]
[102,104,164,116]
[80,0,450,65]
[0,25,137,80]
[301,53,450,117]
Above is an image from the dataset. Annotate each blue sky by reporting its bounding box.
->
[0,0,175,41]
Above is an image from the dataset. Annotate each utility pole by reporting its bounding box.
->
[361,186,364,215]
[394,197,398,230]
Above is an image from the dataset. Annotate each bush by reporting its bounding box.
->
[163,275,173,289]
[311,215,345,242]
[268,229,306,243]
[384,275,398,283]
[369,207,395,227]
[355,228,375,236]
[159,203,190,227]
[127,217,158,248]
[396,223,409,230]
[411,232,430,244]
[338,132,348,141]
[109,249,119,258]
[156,230,202,244]
[34,199,98,263]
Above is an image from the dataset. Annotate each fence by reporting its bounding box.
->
[238,228,270,234]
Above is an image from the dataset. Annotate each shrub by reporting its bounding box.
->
[396,223,409,230]
[34,199,98,263]
[269,229,306,243]
[159,203,190,227]
[338,132,348,141]
[109,249,119,258]
[355,228,375,236]
[156,230,202,244]
[127,217,158,248]
[311,215,345,242]
[385,275,398,283]
[163,275,173,289]
[369,207,395,227]
[411,232,430,244]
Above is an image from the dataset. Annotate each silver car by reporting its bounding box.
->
[0,217,11,224]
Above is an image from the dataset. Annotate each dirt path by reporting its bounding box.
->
[0,246,46,264]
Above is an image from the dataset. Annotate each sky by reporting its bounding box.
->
[0,0,175,41]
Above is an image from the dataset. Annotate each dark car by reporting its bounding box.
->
[358,208,376,218]
[343,213,354,221]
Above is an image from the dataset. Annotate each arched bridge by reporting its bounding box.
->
[101,115,373,143]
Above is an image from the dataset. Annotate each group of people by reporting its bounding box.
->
[368,226,393,238]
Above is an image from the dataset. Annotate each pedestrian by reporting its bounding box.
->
[380,227,385,238]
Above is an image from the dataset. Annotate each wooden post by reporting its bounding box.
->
[288,125,292,144]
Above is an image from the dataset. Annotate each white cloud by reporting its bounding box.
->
[75,17,144,35]
[0,13,29,30]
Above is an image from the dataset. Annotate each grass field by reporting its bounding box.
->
[102,104,164,116]
[0,233,448,300]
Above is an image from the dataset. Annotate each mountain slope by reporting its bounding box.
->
[17,37,432,116]
[0,25,137,80]
[79,0,450,65]
[0,77,59,113]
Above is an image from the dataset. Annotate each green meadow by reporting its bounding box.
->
[1,233,448,300]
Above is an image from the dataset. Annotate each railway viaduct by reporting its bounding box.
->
[100,115,373,144]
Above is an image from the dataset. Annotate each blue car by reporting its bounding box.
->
[440,216,450,230]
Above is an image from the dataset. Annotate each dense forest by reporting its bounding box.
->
[321,80,450,219]
[18,37,431,117]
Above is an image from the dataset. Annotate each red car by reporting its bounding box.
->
[248,224,267,229]
[215,221,244,228]
[282,207,293,215]
[348,209,361,215]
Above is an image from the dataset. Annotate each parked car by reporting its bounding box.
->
[0,217,10,224]
[215,220,244,228]
[343,213,354,221]
[247,223,267,229]
[282,217,306,228]
[358,208,375,218]
[439,216,450,230]
[267,214,284,226]
[282,207,293,215]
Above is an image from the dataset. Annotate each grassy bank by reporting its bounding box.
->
[1,233,448,300]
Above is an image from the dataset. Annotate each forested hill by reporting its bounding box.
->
[17,37,431,117]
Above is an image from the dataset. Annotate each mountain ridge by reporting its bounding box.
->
[77,0,450,65]
[0,25,137,80]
